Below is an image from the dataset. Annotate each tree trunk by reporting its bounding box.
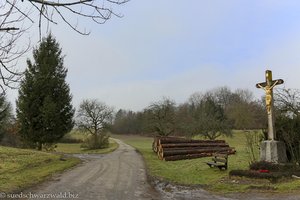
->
[153,136,236,161]
[158,137,225,144]
[163,153,212,161]
[163,150,236,161]
[37,142,42,151]
[162,147,234,157]
[161,143,229,148]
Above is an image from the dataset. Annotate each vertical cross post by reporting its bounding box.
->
[256,70,287,163]
[256,70,283,140]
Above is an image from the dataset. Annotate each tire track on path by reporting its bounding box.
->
[27,139,160,200]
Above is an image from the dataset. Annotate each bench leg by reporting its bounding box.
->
[217,166,227,170]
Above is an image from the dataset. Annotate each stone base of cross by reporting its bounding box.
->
[256,70,287,163]
[260,140,287,163]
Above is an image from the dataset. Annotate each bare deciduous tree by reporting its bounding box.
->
[77,99,113,135]
[274,88,300,162]
[0,1,30,92]
[0,0,128,93]
[275,88,300,116]
[77,99,114,149]
[8,0,129,36]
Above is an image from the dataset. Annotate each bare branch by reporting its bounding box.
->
[0,27,19,31]
[29,0,93,7]
[0,0,129,92]
[6,0,34,23]
[53,6,90,35]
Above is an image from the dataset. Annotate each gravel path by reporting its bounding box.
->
[27,139,160,200]
[26,139,300,200]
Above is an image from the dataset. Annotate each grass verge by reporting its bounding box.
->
[113,132,300,194]
[0,146,81,193]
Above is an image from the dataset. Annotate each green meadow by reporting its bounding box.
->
[0,146,80,193]
[113,131,300,193]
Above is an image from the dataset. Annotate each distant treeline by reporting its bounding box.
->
[110,87,267,139]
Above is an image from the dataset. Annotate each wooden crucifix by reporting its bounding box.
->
[256,70,284,140]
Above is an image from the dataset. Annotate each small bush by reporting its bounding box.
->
[59,131,84,143]
[81,133,109,149]
[59,136,83,143]
[43,143,57,152]
[244,130,263,164]
[229,170,289,182]
[230,162,300,183]
[0,123,22,147]
[0,132,22,147]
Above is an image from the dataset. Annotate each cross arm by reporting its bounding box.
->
[273,79,284,85]
[256,79,284,89]
[256,82,267,88]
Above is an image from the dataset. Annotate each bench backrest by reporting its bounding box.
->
[213,153,228,163]
[214,153,228,158]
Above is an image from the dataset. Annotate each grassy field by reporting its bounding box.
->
[113,131,300,193]
[62,129,87,141]
[0,130,119,193]
[55,139,119,154]
[0,146,80,193]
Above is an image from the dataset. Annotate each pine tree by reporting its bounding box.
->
[0,94,12,141]
[16,34,74,150]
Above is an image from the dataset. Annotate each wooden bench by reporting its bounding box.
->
[206,153,228,170]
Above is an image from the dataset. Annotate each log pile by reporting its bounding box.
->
[152,136,236,161]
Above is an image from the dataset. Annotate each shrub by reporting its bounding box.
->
[244,130,264,165]
[0,132,22,147]
[229,170,291,182]
[0,122,22,148]
[274,88,300,163]
[250,161,300,171]
[59,134,83,143]
[43,143,57,152]
[276,115,300,163]
[230,161,300,182]
[81,133,109,149]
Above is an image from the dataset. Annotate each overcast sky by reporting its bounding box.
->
[7,1,300,111]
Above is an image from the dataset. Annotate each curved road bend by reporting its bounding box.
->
[28,139,160,200]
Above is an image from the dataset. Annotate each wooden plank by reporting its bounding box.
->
[214,153,228,158]
[207,162,226,167]
[212,157,227,163]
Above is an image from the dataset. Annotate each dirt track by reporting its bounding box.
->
[27,139,300,200]
[28,139,160,200]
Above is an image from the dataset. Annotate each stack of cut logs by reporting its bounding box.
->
[152,136,236,161]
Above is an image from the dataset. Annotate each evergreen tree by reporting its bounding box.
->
[16,34,74,150]
[0,94,12,141]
